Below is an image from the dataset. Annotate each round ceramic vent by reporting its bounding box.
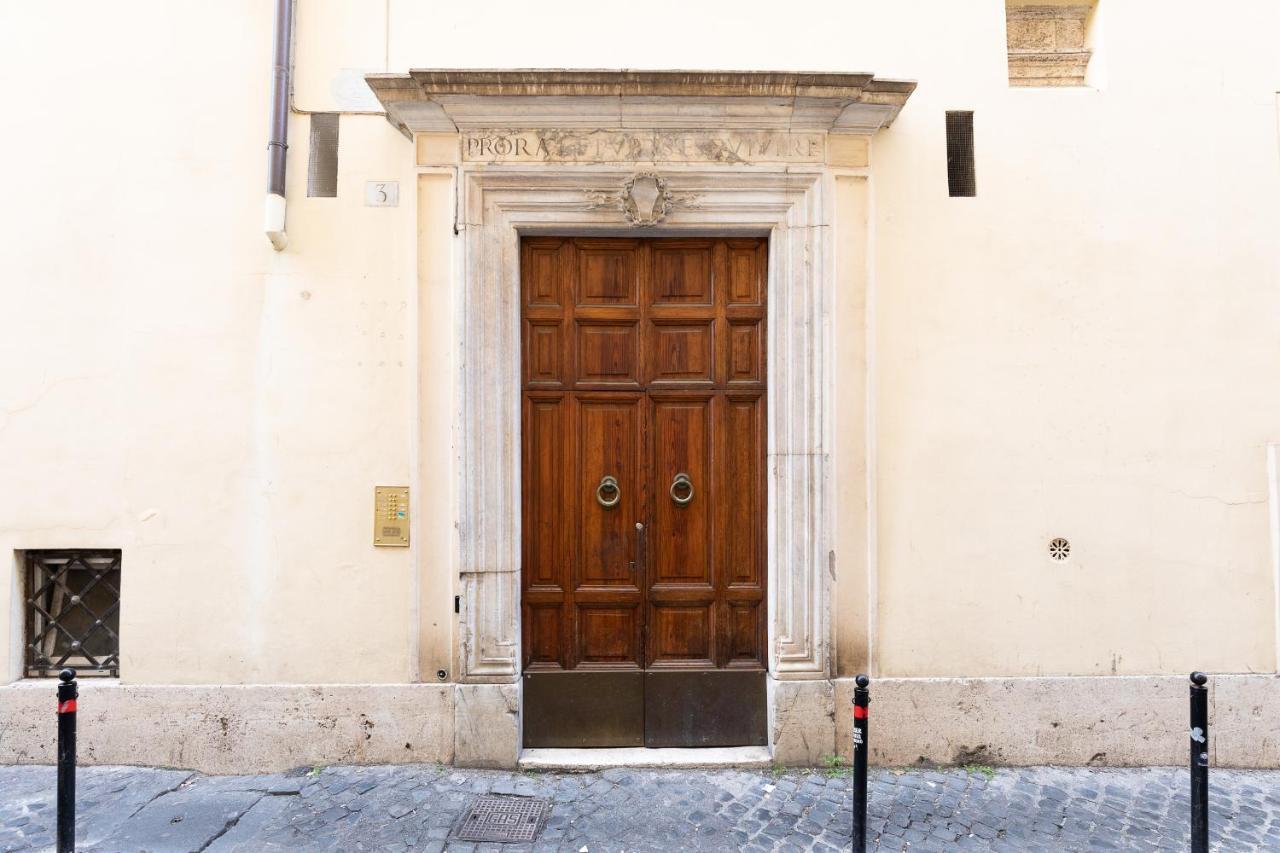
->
[1048,538,1071,561]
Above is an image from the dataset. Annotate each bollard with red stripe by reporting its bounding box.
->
[1189,671,1209,853]
[57,668,78,853]
[852,674,870,853]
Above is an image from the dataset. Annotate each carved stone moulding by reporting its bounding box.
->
[400,69,881,97]
[585,172,700,226]
[453,168,836,683]
[365,69,916,137]
[1007,52,1092,87]
[1006,5,1093,87]
[458,128,828,166]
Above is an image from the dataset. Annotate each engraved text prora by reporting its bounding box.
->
[462,129,826,164]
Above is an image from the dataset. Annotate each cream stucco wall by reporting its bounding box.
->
[0,0,421,684]
[1,0,1279,690]
[866,5,1280,676]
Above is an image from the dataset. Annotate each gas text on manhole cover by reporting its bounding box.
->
[453,794,552,843]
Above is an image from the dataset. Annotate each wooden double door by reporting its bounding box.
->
[520,236,768,748]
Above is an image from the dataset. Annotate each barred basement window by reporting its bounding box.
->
[25,550,121,677]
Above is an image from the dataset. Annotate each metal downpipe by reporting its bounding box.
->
[264,0,295,250]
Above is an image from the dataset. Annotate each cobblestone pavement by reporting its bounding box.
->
[2,763,1279,852]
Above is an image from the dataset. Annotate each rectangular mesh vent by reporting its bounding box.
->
[946,111,976,197]
[307,113,339,198]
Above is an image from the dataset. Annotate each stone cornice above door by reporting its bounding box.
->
[365,69,916,138]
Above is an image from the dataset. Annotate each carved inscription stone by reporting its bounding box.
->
[462,130,826,164]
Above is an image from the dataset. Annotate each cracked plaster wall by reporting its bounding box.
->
[1,0,1278,696]
[0,1,423,685]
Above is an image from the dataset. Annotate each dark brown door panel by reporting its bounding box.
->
[521,236,767,748]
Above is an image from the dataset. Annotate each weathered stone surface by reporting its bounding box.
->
[203,794,296,852]
[519,746,772,771]
[1210,674,1280,768]
[834,675,1280,768]
[0,765,192,850]
[453,683,520,768]
[826,134,870,168]
[415,131,459,166]
[0,683,453,773]
[455,167,838,689]
[1006,5,1093,87]
[5,675,1275,775]
[366,69,916,136]
[1008,50,1092,87]
[772,678,836,766]
[460,129,826,164]
[3,764,1279,851]
[93,788,265,851]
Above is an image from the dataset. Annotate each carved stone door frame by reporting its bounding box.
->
[449,163,852,762]
[371,70,910,766]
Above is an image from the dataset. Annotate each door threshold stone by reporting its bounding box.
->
[518,746,772,771]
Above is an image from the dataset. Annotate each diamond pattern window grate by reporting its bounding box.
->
[25,550,121,678]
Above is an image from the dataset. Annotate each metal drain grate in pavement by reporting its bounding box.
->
[453,794,552,842]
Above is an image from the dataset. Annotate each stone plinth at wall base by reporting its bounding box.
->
[831,675,1280,769]
[454,682,520,768]
[4,675,1274,772]
[0,682,455,774]
[769,676,836,766]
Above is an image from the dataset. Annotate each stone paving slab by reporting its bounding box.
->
[0,766,193,851]
[2,763,1278,851]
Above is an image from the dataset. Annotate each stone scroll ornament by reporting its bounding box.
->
[585,173,700,226]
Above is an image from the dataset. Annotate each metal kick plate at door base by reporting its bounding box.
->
[373,486,410,546]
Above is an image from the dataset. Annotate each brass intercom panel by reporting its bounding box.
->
[374,486,410,546]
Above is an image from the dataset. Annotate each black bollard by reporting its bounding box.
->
[852,674,870,853]
[1189,671,1208,853]
[57,668,78,853]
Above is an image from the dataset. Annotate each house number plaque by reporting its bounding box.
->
[373,486,410,546]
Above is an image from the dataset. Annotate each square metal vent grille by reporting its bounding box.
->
[453,794,552,843]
